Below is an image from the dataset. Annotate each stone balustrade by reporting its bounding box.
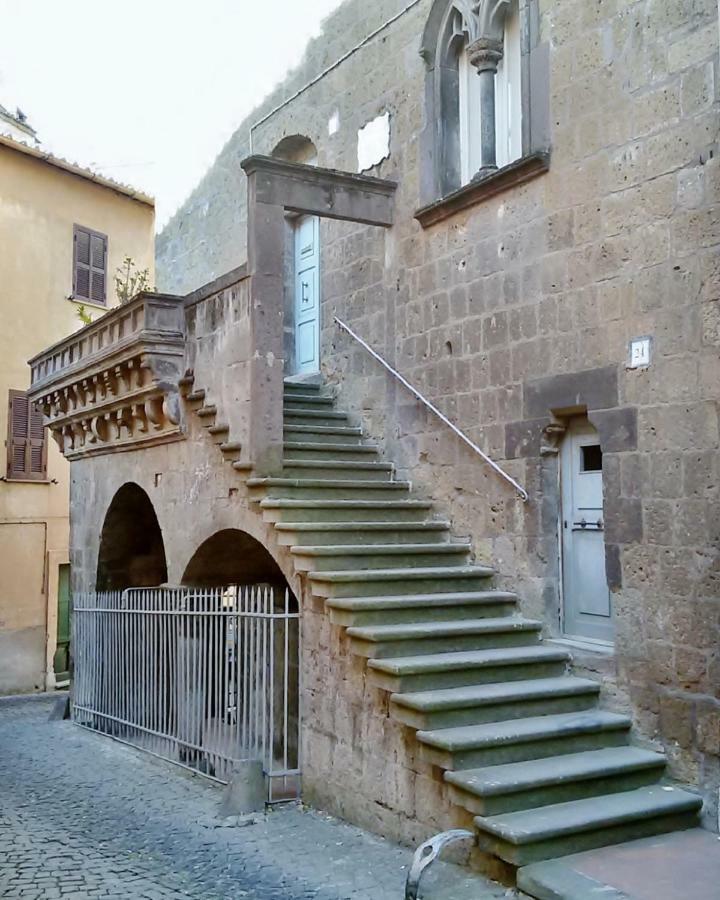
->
[28,293,186,459]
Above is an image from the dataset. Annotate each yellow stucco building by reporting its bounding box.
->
[0,129,154,693]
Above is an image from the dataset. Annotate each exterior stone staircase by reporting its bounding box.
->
[180,373,702,869]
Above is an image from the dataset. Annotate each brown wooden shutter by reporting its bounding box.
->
[6,390,47,480]
[73,225,107,304]
[89,232,107,302]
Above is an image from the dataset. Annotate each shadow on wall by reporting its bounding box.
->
[96,483,168,591]
[181,528,290,591]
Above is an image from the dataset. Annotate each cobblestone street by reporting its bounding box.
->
[0,696,510,899]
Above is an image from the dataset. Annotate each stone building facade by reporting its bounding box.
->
[158,0,720,820]
[29,0,719,879]
[0,130,154,694]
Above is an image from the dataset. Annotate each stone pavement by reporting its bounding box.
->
[0,695,512,900]
[517,828,720,900]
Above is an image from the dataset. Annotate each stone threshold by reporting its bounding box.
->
[548,636,615,657]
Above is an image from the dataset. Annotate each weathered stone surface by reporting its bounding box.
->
[134,0,720,838]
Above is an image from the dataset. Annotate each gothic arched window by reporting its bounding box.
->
[420,0,543,206]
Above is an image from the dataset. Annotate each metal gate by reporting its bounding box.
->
[72,585,300,802]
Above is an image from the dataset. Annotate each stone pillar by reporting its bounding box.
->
[467,0,511,177]
[245,172,286,476]
[468,37,504,174]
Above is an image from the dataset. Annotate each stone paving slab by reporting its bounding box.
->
[0,696,513,899]
[517,828,720,900]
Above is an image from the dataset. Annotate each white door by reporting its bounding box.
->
[560,418,613,643]
[293,215,320,375]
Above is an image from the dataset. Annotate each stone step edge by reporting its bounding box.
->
[326,591,517,612]
[416,711,632,753]
[276,521,451,532]
[308,565,496,583]
[445,747,667,797]
[349,617,540,642]
[367,645,570,677]
[292,543,470,557]
[392,676,599,713]
[474,786,702,845]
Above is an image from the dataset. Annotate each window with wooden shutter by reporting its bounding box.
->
[73,225,107,304]
[6,390,47,481]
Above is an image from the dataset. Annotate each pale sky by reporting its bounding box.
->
[0,0,343,229]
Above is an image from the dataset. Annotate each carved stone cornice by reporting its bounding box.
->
[28,292,186,459]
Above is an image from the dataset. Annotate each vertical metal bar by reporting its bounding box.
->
[210,588,219,774]
[261,586,268,775]
[268,586,275,801]
[284,587,289,779]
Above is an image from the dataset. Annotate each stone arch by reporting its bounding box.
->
[95,482,167,591]
[181,528,289,591]
[271,134,318,165]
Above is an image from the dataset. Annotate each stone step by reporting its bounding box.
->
[207,423,229,436]
[283,441,380,461]
[185,389,206,404]
[283,380,323,394]
[197,405,218,419]
[417,710,632,771]
[274,521,451,548]
[446,747,668,816]
[283,394,336,408]
[283,424,365,444]
[308,565,495,599]
[390,676,599,731]
[326,591,518,626]
[248,477,412,501]
[474,785,702,866]
[178,372,195,391]
[291,542,471,573]
[259,498,434,524]
[348,616,541,659]
[367,646,570,693]
[280,459,394,481]
[220,441,242,459]
[283,408,351,426]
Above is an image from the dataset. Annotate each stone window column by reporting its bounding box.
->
[467,0,510,176]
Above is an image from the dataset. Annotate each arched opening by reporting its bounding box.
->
[271,134,317,165]
[181,528,288,589]
[96,483,167,590]
[180,530,300,798]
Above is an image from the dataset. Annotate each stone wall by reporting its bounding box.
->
[159,0,720,827]
[69,414,471,855]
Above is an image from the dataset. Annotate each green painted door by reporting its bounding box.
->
[53,564,71,685]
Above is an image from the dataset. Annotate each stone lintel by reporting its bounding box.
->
[523,365,619,420]
[241,155,397,226]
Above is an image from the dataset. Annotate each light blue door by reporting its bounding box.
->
[561,418,613,643]
[294,215,320,375]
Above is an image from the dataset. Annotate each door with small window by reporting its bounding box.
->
[560,418,613,643]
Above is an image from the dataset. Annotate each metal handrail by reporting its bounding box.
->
[334,317,529,502]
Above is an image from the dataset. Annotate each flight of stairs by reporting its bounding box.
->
[180,372,702,870]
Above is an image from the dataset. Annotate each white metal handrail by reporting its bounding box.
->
[334,317,529,502]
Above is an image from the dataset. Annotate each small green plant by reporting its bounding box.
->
[115,256,153,305]
[76,304,93,326]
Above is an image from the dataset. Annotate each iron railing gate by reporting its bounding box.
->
[72,586,300,802]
